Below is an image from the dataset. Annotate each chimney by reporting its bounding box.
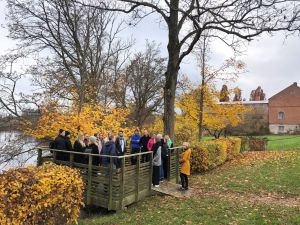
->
[293,82,298,86]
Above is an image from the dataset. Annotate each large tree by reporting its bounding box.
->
[78,0,300,139]
[126,41,165,127]
[7,0,132,111]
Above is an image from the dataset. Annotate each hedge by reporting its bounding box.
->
[191,138,242,172]
[0,163,84,225]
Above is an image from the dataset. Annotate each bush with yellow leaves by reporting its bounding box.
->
[191,138,241,172]
[0,163,84,225]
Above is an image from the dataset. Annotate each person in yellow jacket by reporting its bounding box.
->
[180,142,191,191]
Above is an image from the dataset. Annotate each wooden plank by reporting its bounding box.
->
[119,157,125,210]
[135,154,141,202]
[149,151,153,192]
[108,157,113,210]
[87,155,92,205]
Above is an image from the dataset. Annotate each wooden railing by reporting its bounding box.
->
[36,145,184,210]
[36,148,153,211]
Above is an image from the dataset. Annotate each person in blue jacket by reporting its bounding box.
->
[131,129,141,165]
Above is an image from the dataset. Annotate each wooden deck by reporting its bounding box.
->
[36,146,184,211]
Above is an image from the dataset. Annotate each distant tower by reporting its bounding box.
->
[250,86,266,101]
[220,84,230,102]
[233,87,242,101]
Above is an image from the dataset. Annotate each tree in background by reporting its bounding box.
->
[79,0,300,139]
[176,85,249,140]
[7,0,132,112]
[126,41,165,127]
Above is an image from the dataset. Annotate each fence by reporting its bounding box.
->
[36,146,184,210]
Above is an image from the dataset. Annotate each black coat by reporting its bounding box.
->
[115,137,127,156]
[54,135,68,161]
[88,143,100,165]
[73,140,85,163]
[54,135,66,150]
[140,135,150,152]
[101,141,118,167]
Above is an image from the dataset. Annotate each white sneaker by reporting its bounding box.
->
[154,185,160,188]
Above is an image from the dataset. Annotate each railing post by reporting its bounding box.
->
[108,157,113,210]
[70,152,74,167]
[87,155,92,205]
[167,148,171,181]
[149,152,153,192]
[37,148,42,166]
[135,154,141,202]
[176,148,180,184]
[119,157,125,210]
[53,151,57,164]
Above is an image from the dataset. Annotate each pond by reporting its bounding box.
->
[0,131,39,171]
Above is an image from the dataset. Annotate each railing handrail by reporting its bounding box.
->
[36,147,153,159]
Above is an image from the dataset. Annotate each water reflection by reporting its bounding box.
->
[0,131,38,171]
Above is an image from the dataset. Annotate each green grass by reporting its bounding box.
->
[192,151,300,197]
[78,151,300,225]
[78,195,300,225]
[263,135,300,150]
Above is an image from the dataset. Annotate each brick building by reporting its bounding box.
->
[269,82,300,134]
[222,82,300,135]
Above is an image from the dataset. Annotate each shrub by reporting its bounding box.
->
[222,137,242,160]
[191,138,242,172]
[0,163,84,225]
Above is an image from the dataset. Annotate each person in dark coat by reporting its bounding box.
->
[152,135,162,187]
[73,134,86,163]
[130,129,141,165]
[162,136,170,179]
[101,134,118,168]
[88,136,100,165]
[139,129,150,162]
[54,129,67,161]
[115,130,127,156]
[61,131,72,161]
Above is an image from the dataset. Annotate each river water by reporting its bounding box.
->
[0,131,38,171]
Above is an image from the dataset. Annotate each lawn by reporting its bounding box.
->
[263,135,300,150]
[78,151,300,225]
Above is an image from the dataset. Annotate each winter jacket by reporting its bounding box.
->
[152,142,161,166]
[180,148,192,176]
[54,135,67,150]
[101,141,118,167]
[73,140,85,163]
[87,143,100,165]
[140,135,150,152]
[147,138,155,151]
[131,134,141,150]
[115,136,127,156]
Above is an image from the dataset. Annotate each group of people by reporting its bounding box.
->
[51,128,191,191]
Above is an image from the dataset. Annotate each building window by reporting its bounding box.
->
[278,126,284,133]
[278,112,285,120]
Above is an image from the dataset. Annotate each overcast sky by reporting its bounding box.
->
[0,1,299,101]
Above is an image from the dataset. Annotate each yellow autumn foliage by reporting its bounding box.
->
[0,163,84,225]
[176,85,250,140]
[191,137,241,172]
[25,103,136,141]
